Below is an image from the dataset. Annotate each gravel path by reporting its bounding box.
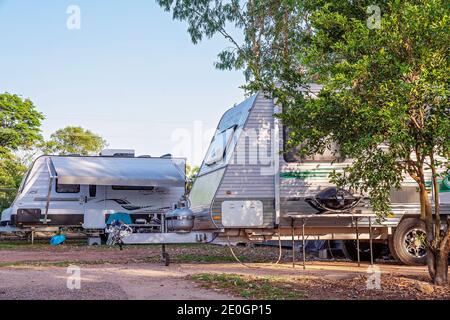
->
[0,264,236,300]
[0,261,438,300]
[0,243,447,300]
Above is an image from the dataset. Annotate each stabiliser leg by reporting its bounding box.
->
[161,244,170,266]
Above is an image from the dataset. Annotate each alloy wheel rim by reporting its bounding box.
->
[403,228,427,258]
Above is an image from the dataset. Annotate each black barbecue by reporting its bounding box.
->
[305,187,361,213]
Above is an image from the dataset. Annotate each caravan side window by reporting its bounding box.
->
[89,185,97,197]
[283,125,340,163]
[55,179,80,193]
[204,127,235,166]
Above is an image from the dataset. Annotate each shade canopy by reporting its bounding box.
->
[50,156,185,187]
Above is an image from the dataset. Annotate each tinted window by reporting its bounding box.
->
[89,185,97,197]
[55,179,80,193]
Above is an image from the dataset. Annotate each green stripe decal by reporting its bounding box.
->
[439,175,450,193]
[280,171,331,179]
[280,172,449,192]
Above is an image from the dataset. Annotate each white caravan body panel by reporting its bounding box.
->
[5,155,186,228]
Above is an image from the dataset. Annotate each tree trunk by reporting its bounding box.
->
[419,183,449,285]
[433,251,449,285]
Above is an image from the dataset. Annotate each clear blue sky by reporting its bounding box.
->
[0,0,246,165]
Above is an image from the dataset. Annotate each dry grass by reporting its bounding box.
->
[191,273,306,299]
[191,273,450,300]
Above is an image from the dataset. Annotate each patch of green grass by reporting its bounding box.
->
[0,243,51,250]
[0,252,167,268]
[0,240,90,250]
[2,259,108,267]
[0,257,159,268]
[191,273,306,300]
[175,253,248,263]
[0,260,101,268]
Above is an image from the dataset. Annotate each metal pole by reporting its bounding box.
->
[369,216,373,265]
[273,107,281,226]
[44,158,55,225]
[43,176,53,224]
[302,219,306,270]
[355,217,360,267]
[161,212,166,263]
[291,218,295,268]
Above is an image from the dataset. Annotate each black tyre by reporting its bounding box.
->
[391,218,427,266]
[388,234,401,262]
[343,240,384,262]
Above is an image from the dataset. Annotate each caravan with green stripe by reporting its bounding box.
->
[188,88,449,266]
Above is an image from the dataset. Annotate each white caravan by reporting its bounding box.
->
[183,89,449,266]
[116,89,448,266]
[114,89,448,266]
[1,153,186,237]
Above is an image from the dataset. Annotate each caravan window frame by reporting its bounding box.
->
[282,125,341,163]
[55,179,81,193]
[204,126,236,166]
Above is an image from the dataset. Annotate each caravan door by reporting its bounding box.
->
[82,185,106,229]
[38,179,86,226]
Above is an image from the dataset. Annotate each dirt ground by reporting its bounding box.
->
[0,242,448,300]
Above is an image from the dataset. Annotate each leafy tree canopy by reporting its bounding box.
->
[42,126,107,156]
[279,0,449,216]
[0,152,27,211]
[0,151,26,189]
[0,92,44,152]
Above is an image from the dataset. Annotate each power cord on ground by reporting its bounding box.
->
[226,231,284,268]
[226,236,261,269]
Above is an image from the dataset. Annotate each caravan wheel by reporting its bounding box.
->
[388,234,401,262]
[391,218,427,266]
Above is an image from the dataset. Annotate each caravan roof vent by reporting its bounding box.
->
[100,149,135,157]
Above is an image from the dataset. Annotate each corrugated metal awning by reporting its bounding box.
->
[50,156,185,187]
